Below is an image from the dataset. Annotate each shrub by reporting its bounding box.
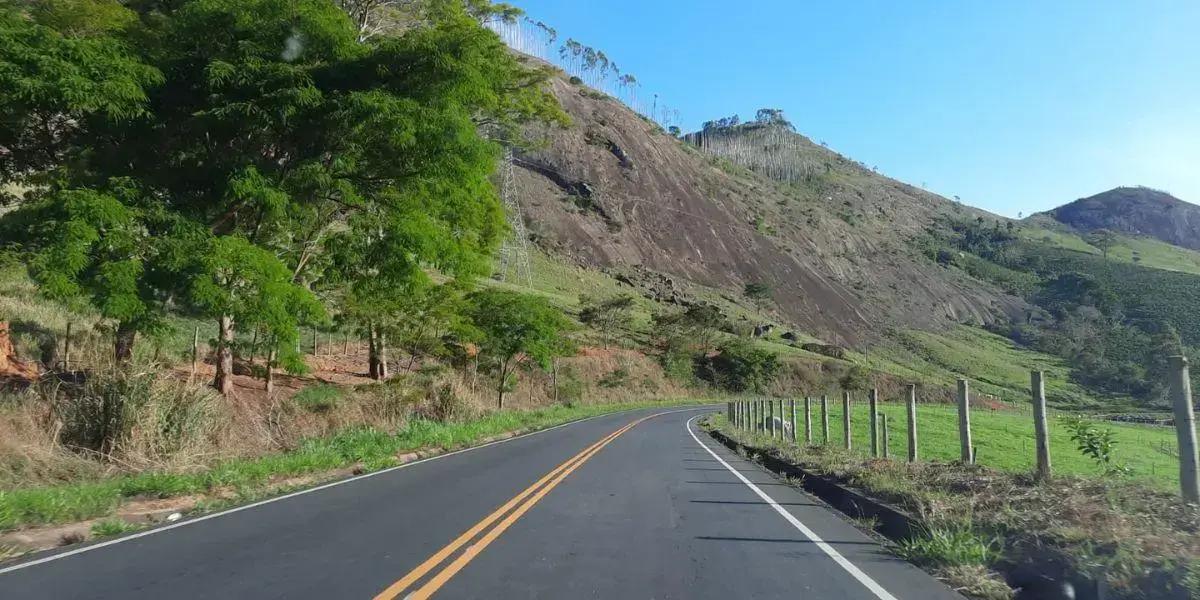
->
[293,384,343,414]
[660,348,697,383]
[837,364,873,391]
[898,525,1000,569]
[91,518,137,538]
[743,282,772,300]
[598,367,630,389]
[1062,416,1129,475]
[554,365,585,407]
[45,369,219,459]
[701,339,780,393]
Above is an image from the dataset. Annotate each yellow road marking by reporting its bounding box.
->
[372,417,645,600]
[404,416,648,599]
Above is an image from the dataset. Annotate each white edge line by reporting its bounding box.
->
[685,415,900,600]
[0,404,714,575]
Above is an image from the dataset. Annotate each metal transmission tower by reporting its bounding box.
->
[496,148,534,288]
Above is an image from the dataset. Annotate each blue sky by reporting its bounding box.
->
[509,0,1200,217]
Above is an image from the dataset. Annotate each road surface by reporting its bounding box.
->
[0,406,962,599]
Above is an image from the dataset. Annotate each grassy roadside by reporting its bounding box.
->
[705,415,1199,600]
[0,399,713,533]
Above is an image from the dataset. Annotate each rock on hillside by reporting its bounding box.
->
[511,69,1025,346]
[1045,186,1200,251]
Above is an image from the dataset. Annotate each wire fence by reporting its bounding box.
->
[725,364,1200,501]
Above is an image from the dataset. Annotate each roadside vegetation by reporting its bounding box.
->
[0,394,709,533]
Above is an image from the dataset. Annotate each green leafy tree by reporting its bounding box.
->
[743,281,773,308]
[0,1,160,184]
[653,304,727,356]
[578,294,634,349]
[3,0,565,396]
[188,236,324,395]
[702,338,780,393]
[392,282,471,373]
[466,289,574,409]
[1086,229,1119,260]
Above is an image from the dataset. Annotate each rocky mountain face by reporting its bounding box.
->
[511,69,1025,346]
[1047,187,1200,251]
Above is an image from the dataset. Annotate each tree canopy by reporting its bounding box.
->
[466,289,574,408]
[0,0,565,393]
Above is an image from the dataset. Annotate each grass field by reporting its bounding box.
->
[1019,222,1200,277]
[734,399,1179,491]
[1018,225,1101,254]
[856,325,1122,410]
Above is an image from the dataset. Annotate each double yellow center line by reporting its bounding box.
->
[373,414,656,600]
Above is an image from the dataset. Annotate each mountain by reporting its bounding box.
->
[510,66,1024,346]
[1046,186,1200,251]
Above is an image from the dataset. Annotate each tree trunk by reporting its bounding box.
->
[368,324,380,380]
[471,354,479,394]
[368,323,389,381]
[214,315,235,396]
[265,346,276,394]
[497,358,507,410]
[249,328,259,365]
[377,329,389,380]
[551,359,559,405]
[114,321,137,365]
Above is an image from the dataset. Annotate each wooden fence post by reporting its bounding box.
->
[820,395,830,444]
[1030,371,1051,480]
[312,327,319,356]
[63,322,72,372]
[1169,357,1200,503]
[882,414,890,459]
[869,388,880,458]
[777,399,784,440]
[789,399,797,442]
[190,326,200,382]
[957,378,974,464]
[906,384,919,463]
[842,391,852,451]
[768,400,777,439]
[803,396,812,444]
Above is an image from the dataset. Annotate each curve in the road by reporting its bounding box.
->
[0,405,963,600]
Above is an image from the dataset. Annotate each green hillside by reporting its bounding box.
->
[924,215,1200,409]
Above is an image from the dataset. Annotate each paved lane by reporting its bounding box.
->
[0,406,961,599]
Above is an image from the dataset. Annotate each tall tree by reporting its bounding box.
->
[1086,229,1119,260]
[466,289,574,409]
[1,0,566,395]
[578,294,634,349]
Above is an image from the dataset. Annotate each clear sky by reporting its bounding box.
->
[509,0,1200,217]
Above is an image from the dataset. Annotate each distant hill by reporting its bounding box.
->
[510,66,1024,346]
[1046,187,1200,251]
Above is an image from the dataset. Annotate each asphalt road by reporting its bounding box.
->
[0,406,963,599]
